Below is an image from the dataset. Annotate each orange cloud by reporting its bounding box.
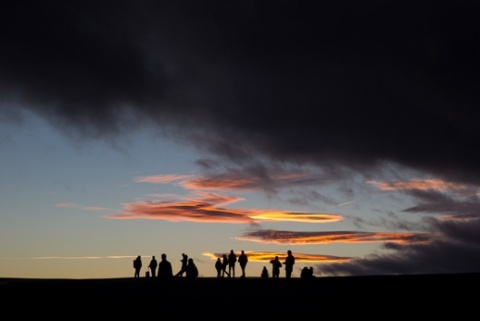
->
[108,192,341,224]
[81,206,111,211]
[203,251,353,263]
[112,172,344,223]
[181,177,256,190]
[134,174,196,184]
[237,229,431,245]
[368,178,470,192]
[134,173,254,190]
[250,212,342,223]
[55,202,79,208]
[438,214,479,221]
[135,171,327,192]
[108,194,253,223]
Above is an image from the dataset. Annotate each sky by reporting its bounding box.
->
[1,1,480,279]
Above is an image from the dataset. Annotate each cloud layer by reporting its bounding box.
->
[2,2,480,183]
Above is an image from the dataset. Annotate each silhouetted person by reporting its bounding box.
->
[222,254,230,277]
[228,249,237,278]
[186,258,198,278]
[300,266,309,279]
[238,250,248,278]
[175,253,188,277]
[133,255,142,278]
[157,253,173,280]
[148,256,158,278]
[215,258,223,277]
[283,250,295,279]
[261,266,269,278]
[270,256,282,278]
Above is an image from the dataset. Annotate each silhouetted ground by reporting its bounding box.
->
[1,273,478,316]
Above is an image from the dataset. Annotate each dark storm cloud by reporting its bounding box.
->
[403,189,480,217]
[2,1,480,184]
[315,217,480,276]
[324,186,480,276]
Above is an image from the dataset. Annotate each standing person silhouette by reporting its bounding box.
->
[222,254,230,277]
[238,250,248,278]
[175,253,188,277]
[261,266,269,278]
[133,255,142,278]
[270,256,282,278]
[228,249,237,278]
[148,256,158,278]
[215,258,223,277]
[186,258,198,278]
[300,266,309,278]
[284,250,295,279]
[158,253,173,280]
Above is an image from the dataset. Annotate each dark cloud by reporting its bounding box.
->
[315,217,480,276]
[2,1,480,183]
[403,189,480,217]
[322,189,480,276]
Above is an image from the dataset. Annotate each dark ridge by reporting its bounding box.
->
[1,273,477,315]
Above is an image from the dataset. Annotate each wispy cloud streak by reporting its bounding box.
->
[203,251,352,263]
[0,256,135,260]
[368,178,473,193]
[237,229,431,245]
[108,192,340,224]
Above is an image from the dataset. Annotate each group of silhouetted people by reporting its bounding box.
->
[266,250,296,279]
[214,249,249,278]
[133,253,198,279]
[134,249,308,279]
[214,249,299,279]
[300,266,316,279]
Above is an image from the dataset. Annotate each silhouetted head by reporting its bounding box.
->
[287,250,292,255]
[161,253,167,260]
